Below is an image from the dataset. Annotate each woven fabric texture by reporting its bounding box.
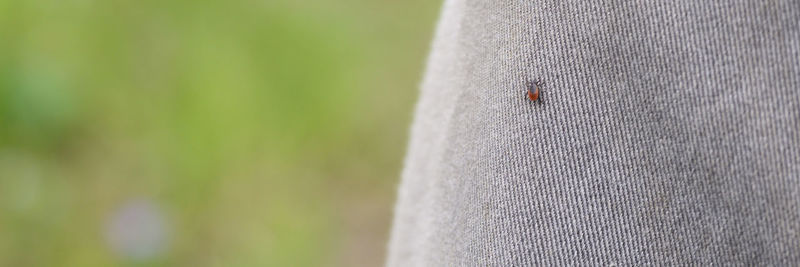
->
[387,0,800,265]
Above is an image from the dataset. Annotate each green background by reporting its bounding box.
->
[0,0,440,265]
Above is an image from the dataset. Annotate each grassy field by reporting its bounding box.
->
[0,0,441,266]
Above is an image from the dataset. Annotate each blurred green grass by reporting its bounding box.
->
[0,0,441,266]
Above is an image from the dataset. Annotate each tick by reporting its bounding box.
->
[526,79,544,102]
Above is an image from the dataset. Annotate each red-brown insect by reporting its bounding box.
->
[526,79,544,102]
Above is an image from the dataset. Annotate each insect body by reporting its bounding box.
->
[526,79,544,102]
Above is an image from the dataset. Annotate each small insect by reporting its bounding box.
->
[526,78,544,102]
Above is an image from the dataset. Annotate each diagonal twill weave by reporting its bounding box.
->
[387,0,800,265]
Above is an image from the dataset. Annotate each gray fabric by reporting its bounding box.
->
[387,0,800,265]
